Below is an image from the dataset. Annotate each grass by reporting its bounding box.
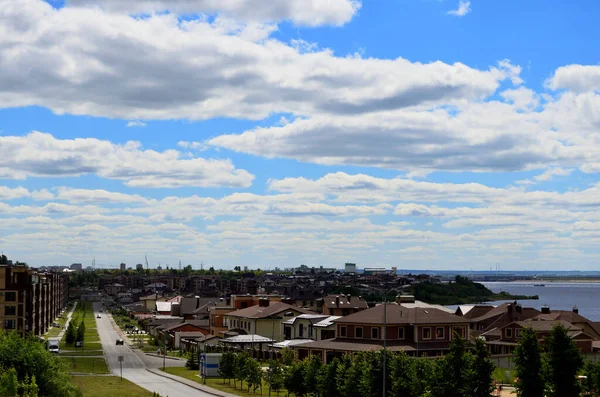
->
[60,357,110,374]
[60,340,103,350]
[493,367,517,384]
[163,367,288,397]
[71,376,154,397]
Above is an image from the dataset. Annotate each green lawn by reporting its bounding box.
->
[493,367,516,384]
[71,376,154,397]
[60,340,103,350]
[163,367,287,397]
[60,357,110,374]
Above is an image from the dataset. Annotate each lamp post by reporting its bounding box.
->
[361,285,401,397]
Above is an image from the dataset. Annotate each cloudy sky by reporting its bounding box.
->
[2,0,600,270]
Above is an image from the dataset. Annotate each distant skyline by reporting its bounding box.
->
[1,0,600,270]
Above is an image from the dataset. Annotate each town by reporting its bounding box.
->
[2,257,600,396]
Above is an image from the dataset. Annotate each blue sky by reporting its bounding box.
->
[1,0,600,270]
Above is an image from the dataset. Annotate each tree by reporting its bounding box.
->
[281,347,294,366]
[581,361,600,396]
[266,359,284,396]
[316,358,341,397]
[303,355,322,396]
[186,351,199,370]
[471,338,495,397]
[244,359,263,394]
[358,351,383,397]
[389,352,415,397]
[233,352,250,389]
[335,354,362,397]
[218,351,236,384]
[76,320,85,344]
[0,332,79,397]
[514,327,545,397]
[545,324,584,397]
[0,367,19,397]
[284,360,308,397]
[65,322,76,345]
[432,333,473,397]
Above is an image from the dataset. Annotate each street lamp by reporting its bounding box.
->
[361,284,402,397]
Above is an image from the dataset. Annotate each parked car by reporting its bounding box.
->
[75,340,83,348]
[116,339,124,345]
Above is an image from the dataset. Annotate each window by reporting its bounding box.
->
[371,327,379,339]
[4,306,16,316]
[397,327,405,340]
[299,324,304,337]
[4,320,15,330]
[355,327,363,338]
[436,327,445,339]
[422,327,432,340]
[505,328,513,338]
[515,329,523,338]
[453,326,466,338]
[340,326,347,337]
[5,292,16,301]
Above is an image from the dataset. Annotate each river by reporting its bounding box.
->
[479,281,600,321]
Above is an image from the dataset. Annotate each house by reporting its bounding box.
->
[139,293,168,311]
[282,314,341,341]
[319,295,368,316]
[105,283,126,296]
[483,319,595,355]
[223,299,314,341]
[209,306,236,336]
[294,303,471,362]
[230,294,282,310]
[457,302,540,333]
[180,334,221,353]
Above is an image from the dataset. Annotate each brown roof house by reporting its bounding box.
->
[483,318,595,355]
[223,298,313,341]
[295,303,470,362]
[320,295,369,316]
[456,302,540,334]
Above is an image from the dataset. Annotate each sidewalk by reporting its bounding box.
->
[146,368,240,397]
[56,301,78,340]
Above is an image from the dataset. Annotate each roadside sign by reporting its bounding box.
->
[118,356,124,362]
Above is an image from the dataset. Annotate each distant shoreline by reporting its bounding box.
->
[491,279,600,284]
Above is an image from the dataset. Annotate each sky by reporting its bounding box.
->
[1,0,600,271]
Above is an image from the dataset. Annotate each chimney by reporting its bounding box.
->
[573,306,579,314]
[196,296,200,309]
[348,295,352,303]
[259,298,270,307]
[335,296,340,307]
[541,305,550,314]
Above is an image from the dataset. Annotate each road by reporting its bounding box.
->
[94,302,215,397]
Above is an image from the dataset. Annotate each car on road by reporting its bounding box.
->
[97,314,101,318]
[47,339,60,354]
[116,338,124,345]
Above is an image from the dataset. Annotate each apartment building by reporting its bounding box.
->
[0,264,68,336]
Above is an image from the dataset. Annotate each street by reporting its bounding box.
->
[93,302,215,397]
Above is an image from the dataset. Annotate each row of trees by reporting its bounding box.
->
[215,324,598,397]
[65,320,85,346]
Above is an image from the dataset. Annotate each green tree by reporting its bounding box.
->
[358,351,383,397]
[218,351,236,384]
[65,322,76,345]
[266,359,284,396]
[185,351,199,370]
[410,357,435,396]
[389,352,414,396]
[281,348,294,366]
[303,355,322,396]
[76,320,85,344]
[581,361,600,395]
[0,332,79,397]
[316,358,340,397]
[432,333,473,397]
[336,354,362,397]
[514,327,545,397]
[234,352,250,389]
[245,359,263,394]
[0,367,19,397]
[471,338,495,397]
[284,360,308,397]
[545,324,584,397]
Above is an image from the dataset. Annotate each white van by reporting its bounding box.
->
[48,339,60,354]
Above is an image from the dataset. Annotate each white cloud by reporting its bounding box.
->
[447,0,471,17]
[0,186,54,201]
[534,167,573,182]
[547,64,600,93]
[66,0,362,26]
[0,1,515,121]
[126,121,146,128]
[55,188,149,204]
[0,131,253,188]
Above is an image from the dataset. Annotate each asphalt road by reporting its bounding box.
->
[94,302,214,397]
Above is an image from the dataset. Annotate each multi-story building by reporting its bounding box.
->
[0,264,68,336]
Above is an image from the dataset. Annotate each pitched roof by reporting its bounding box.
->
[225,302,313,319]
[335,304,468,325]
[163,321,209,332]
[456,305,496,319]
[513,319,580,333]
[294,338,453,353]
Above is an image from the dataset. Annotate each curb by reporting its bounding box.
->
[145,353,186,361]
[145,368,232,397]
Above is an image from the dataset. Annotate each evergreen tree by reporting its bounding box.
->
[545,324,584,397]
[185,351,199,370]
[389,352,414,397]
[65,322,76,345]
[410,358,435,396]
[471,338,495,397]
[218,351,236,384]
[514,327,545,397]
[335,354,362,397]
[358,351,383,397]
[303,355,322,396]
[76,320,85,343]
